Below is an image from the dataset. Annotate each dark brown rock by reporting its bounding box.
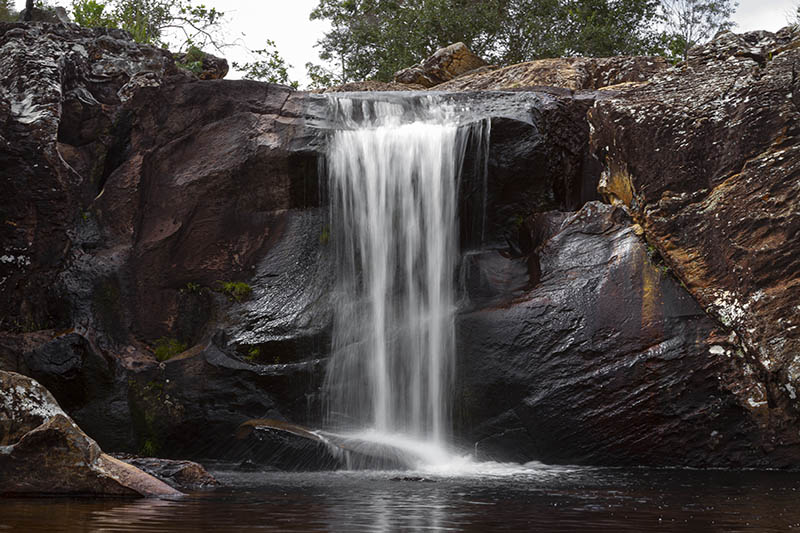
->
[0,22,179,334]
[173,49,229,80]
[457,202,799,467]
[394,42,487,88]
[118,456,219,489]
[588,28,800,444]
[434,56,667,91]
[0,371,180,496]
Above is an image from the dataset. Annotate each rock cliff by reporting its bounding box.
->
[1,18,799,478]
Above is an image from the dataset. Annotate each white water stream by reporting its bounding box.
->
[324,96,486,462]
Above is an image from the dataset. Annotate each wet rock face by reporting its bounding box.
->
[3,20,799,470]
[0,21,180,332]
[91,79,320,343]
[457,203,799,468]
[589,28,800,444]
[0,371,180,496]
[123,339,325,459]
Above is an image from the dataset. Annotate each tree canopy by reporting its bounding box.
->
[309,0,737,83]
[0,0,17,21]
[70,0,224,51]
[231,39,299,88]
[660,0,737,60]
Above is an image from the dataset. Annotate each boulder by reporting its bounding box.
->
[236,419,429,470]
[0,370,180,496]
[172,48,229,80]
[123,339,325,459]
[588,28,800,435]
[117,456,219,489]
[394,42,487,88]
[433,56,668,91]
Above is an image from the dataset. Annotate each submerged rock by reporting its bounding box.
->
[0,371,180,497]
[116,456,219,490]
[236,418,427,471]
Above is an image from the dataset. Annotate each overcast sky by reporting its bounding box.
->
[14,0,800,86]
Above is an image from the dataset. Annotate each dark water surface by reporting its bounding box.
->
[2,464,800,532]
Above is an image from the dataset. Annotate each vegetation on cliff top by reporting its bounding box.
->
[309,0,739,83]
[0,0,17,21]
[70,0,223,51]
[23,0,743,87]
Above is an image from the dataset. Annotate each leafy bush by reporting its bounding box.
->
[153,337,186,361]
[176,44,204,74]
[232,39,298,88]
[72,0,116,27]
[216,281,252,302]
[70,0,224,51]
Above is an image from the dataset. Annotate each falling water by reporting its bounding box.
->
[324,95,486,449]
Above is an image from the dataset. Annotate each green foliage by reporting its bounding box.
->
[216,281,252,302]
[246,346,261,361]
[153,337,186,361]
[306,62,341,89]
[0,0,17,21]
[70,0,224,51]
[646,242,671,274]
[180,281,203,294]
[128,378,180,457]
[72,0,116,27]
[310,0,666,83]
[141,439,158,456]
[232,39,298,88]
[320,224,330,245]
[660,0,737,61]
[176,44,204,73]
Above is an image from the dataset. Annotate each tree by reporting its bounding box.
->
[70,0,224,51]
[310,0,508,83]
[25,0,33,20]
[0,0,17,21]
[310,0,667,83]
[71,0,116,27]
[305,62,341,89]
[660,0,737,61]
[231,40,299,88]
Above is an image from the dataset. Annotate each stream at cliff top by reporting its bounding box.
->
[3,466,800,531]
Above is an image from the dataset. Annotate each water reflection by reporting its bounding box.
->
[2,467,800,532]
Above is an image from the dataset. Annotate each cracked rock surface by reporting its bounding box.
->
[589,27,800,454]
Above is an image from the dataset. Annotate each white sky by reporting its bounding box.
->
[14,0,800,87]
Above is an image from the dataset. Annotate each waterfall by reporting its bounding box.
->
[324,95,486,448]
